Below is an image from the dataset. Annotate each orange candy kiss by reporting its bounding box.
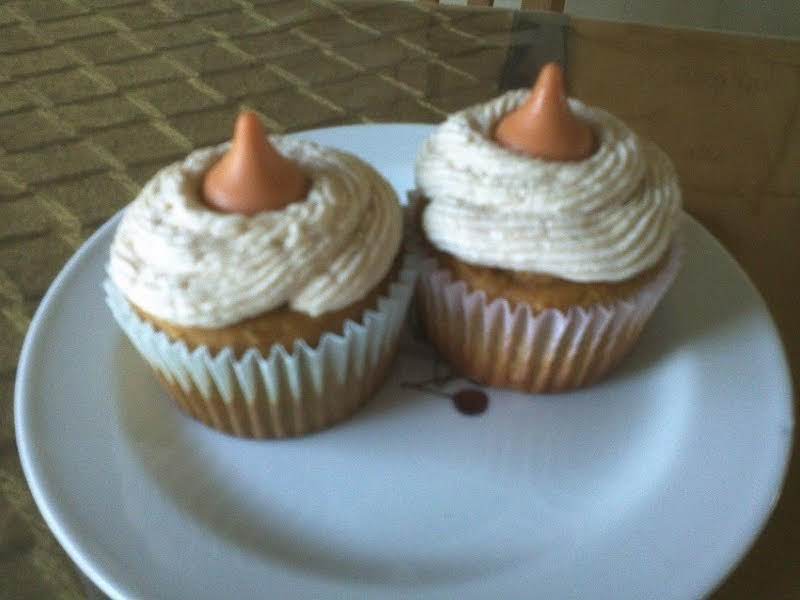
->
[494,63,596,162]
[203,111,310,215]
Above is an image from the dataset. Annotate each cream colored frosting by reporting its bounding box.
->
[108,137,402,328]
[415,90,681,282]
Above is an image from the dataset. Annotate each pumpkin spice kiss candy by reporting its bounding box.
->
[202,111,309,215]
[414,63,683,392]
[106,112,416,437]
[494,63,595,161]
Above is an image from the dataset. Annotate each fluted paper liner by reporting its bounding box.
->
[417,241,682,393]
[105,257,417,438]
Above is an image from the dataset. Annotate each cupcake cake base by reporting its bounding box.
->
[105,256,417,439]
[153,348,396,438]
[417,240,682,393]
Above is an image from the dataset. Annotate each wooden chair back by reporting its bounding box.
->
[426,0,565,11]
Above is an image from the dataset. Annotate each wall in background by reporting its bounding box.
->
[564,0,800,38]
[414,0,800,38]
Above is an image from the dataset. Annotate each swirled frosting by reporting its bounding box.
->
[109,137,402,328]
[415,90,681,282]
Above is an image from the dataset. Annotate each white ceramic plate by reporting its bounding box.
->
[16,124,793,600]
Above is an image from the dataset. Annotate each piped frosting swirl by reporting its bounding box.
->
[416,90,681,282]
[109,137,402,328]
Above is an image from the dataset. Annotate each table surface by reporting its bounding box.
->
[0,1,797,598]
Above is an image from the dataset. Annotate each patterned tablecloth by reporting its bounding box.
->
[0,1,797,598]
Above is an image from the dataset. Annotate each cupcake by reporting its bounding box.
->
[106,112,416,438]
[414,64,682,393]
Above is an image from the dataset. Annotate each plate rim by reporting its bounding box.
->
[14,122,795,600]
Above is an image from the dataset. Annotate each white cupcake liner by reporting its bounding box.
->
[105,255,418,438]
[416,240,683,393]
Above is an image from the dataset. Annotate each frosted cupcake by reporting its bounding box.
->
[106,112,415,437]
[415,64,682,392]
